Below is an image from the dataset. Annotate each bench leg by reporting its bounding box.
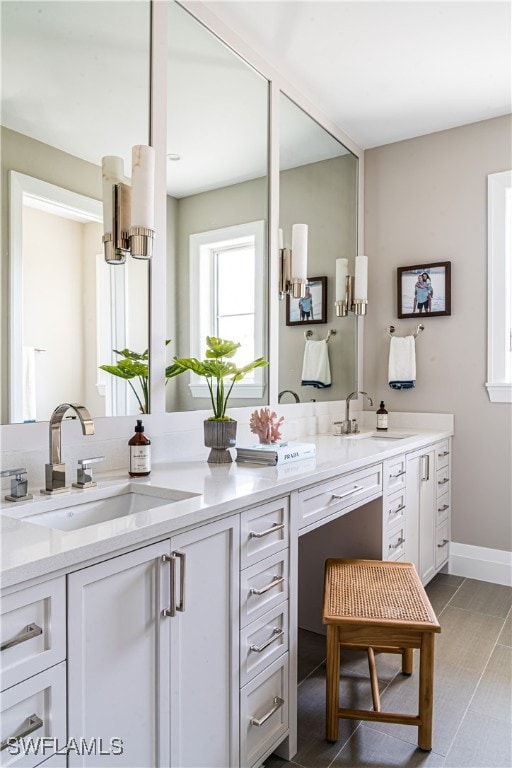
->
[402,647,414,675]
[326,625,340,742]
[418,632,435,751]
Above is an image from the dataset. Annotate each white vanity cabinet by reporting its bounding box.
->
[67,514,240,768]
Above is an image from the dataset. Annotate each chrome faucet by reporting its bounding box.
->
[339,391,373,434]
[278,390,300,403]
[42,403,95,494]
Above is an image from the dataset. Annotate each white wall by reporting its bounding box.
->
[364,114,512,553]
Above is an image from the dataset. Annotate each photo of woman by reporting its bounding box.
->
[397,262,451,318]
[286,276,327,325]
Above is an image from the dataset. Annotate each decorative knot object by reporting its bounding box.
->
[249,407,284,444]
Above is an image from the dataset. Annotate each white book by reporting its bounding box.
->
[236,442,316,466]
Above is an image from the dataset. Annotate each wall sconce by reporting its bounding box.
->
[102,145,155,265]
[335,255,368,316]
[279,223,308,299]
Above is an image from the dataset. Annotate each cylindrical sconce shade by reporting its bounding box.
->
[354,255,368,300]
[278,228,284,250]
[291,223,308,280]
[336,258,348,300]
[102,156,124,233]
[131,145,155,229]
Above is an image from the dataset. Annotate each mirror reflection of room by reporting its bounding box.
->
[0,0,151,424]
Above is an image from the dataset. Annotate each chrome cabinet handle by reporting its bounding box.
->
[1,623,42,652]
[389,504,405,518]
[162,554,177,617]
[174,551,186,613]
[1,714,43,751]
[438,478,449,486]
[250,696,284,727]
[250,575,285,596]
[331,484,364,501]
[249,522,285,539]
[438,503,449,512]
[388,537,405,551]
[389,470,405,479]
[437,539,449,548]
[421,454,430,481]
[438,451,450,457]
[250,628,284,654]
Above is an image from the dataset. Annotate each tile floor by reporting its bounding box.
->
[264,573,511,768]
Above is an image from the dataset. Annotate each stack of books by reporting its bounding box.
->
[236,441,316,466]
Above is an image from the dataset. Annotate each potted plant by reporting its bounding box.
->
[170,336,268,463]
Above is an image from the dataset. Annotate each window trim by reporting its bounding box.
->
[486,170,512,403]
[189,220,266,399]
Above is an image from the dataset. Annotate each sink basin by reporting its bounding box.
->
[2,484,198,532]
[344,430,416,440]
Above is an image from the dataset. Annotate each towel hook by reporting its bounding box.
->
[304,329,337,342]
[387,324,424,339]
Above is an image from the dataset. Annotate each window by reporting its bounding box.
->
[189,221,266,399]
[487,170,512,403]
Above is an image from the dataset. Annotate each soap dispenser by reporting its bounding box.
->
[128,419,151,477]
[376,401,388,431]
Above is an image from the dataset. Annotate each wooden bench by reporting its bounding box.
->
[322,558,441,751]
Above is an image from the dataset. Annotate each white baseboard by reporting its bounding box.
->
[449,542,512,587]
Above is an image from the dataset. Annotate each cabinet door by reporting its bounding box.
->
[406,448,436,584]
[67,541,170,767]
[169,515,240,768]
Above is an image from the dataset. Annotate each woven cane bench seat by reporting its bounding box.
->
[323,559,441,751]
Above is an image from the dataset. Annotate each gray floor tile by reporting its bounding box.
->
[298,627,326,683]
[498,610,511,647]
[429,572,465,589]
[261,755,302,768]
[449,578,512,619]
[425,579,460,617]
[468,643,512,724]
[331,724,445,767]
[436,606,504,672]
[444,710,512,767]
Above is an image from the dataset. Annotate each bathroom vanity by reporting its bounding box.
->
[0,422,452,768]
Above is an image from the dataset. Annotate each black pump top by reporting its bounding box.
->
[379,401,386,408]
[135,419,144,432]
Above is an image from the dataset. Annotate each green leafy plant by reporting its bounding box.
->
[100,340,181,414]
[169,336,268,420]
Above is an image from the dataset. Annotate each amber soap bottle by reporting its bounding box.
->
[376,401,389,431]
[128,419,151,477]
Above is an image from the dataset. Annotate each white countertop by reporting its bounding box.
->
[0,427,452,590]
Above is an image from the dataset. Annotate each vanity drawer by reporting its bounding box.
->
[385,489,406,533]
[298,465,382,532]
[384,456,406,495]
[437,492,450,525]
[0,661,66,768]
[241,497,289,570]
[435,440,451,471]
[240,655,288,768]
[241,551,288,629]
[436,467,450,495]
[240,602,288,687]
[436,520,450,568]
[1,578,66,692]
[386,525,406,561]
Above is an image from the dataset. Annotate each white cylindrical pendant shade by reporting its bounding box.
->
[278,228,284,250]
[354,255,368,300]
[291,223,308,280]
[131,145,155,229]
[102,156,124,233]
[336,258,348,300]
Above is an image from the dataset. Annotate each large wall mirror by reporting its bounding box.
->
[278,93,358,402]
[0,0,151,424]
[165,0,269,413]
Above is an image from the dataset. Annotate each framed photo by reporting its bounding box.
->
[286,276,327,326]
[397,261,451,319]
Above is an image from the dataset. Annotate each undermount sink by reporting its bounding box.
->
[344,430,416,440]
[2,484,199,532]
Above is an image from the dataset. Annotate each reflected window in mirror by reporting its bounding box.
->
[279,93,359,402]
[1,0,151,424]
[166,0,269,413]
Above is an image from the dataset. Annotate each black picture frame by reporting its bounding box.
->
[397,261,451,319]
[286,276,327,326]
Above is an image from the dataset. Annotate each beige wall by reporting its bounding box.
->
[364,115,512,552]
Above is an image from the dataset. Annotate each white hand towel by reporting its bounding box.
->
[388,335,416,389]
[301,339,331,389]
[22,346,37,421]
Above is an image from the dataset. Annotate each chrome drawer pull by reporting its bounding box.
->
[250,576,285,596]
[389,470,405,479]
[250,627,284,653]
[331,484,364,501]
[1,623,43,652]
[438,451,450,457]
[389,504,405,517]
[438,478,449,485]
[250,696,284,727]
[438,504,449,513]
[249,522,285,539]
[388,537,405,551]
[174,551,186,613]
[1,714,43,751]
[162,554,177,617]
[437,539,449,548]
